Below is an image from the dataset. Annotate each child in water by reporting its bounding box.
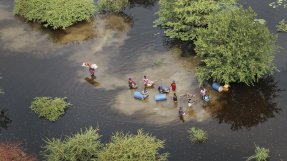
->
[173,93,178,103]
[188,98,193,107]
[178,107,185,116]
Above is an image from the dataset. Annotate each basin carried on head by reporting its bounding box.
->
[155,94,167,101]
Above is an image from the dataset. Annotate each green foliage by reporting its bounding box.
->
[30,97,71,121]
[0,89,4,95]
[154,0,237,41]
[42,127,102,161]
[246,145,270,161]
[254,19,266,25]
[153,58,163,66]
[13,0,96,29]
[96,0,129,13]
[269,0,287,8]
[98,129,169,161]
[277,19,287,32]
[188,127,208,143]
[194,8,277,85]
[0,74,3,96]
[42,128,168,161]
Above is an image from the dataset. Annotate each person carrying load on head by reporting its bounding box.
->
[82,62,98,79]
[128,78,137,89]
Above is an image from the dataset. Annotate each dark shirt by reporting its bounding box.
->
[173,95,177,101]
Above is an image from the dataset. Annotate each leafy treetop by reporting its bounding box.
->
[194,7,277,85]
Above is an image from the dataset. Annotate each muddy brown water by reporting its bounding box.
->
[0,0,287,160]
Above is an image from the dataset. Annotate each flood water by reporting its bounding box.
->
[0,0,287,160]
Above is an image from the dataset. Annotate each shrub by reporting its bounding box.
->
[30,97,71,121]
[188,127,208,143]
[154,0,237,41]
[0,142,37,161]
[13,0,96,29]
[98,129,169,161]
[195,7,277,85]
[96,0,129,13]
[246,145,270,161]
[42,127,102,161]
[276,19,287,32]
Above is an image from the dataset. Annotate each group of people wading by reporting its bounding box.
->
[82,63,209,121]
[128,76,209,121]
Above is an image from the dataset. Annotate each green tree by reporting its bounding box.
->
[42,127,102,161]
[14,0,96,29]
[154,0,236,41]
[194,8,277,85]
[98,129,169,161]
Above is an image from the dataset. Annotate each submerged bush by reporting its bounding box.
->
[153,58,163,66]
[42,127,102,161]
[195,7,277,85]
[13,0,96,29]
[0,142,37,161]
[188,127,208,143]
[0,88,4,95]
[96,0,129,13]
[30,97,71,121]
[98,129,169,161]
[276,19,287,32]
[0,74,3,95]
[246,145,270,161]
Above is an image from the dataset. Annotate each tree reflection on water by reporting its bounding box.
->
[204,76,282,131]
[0,109,12,133]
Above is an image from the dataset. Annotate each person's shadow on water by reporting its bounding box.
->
[84,76,100,87]
[179,115,185,122]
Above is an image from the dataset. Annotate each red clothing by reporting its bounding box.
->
[171,82,176,91]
